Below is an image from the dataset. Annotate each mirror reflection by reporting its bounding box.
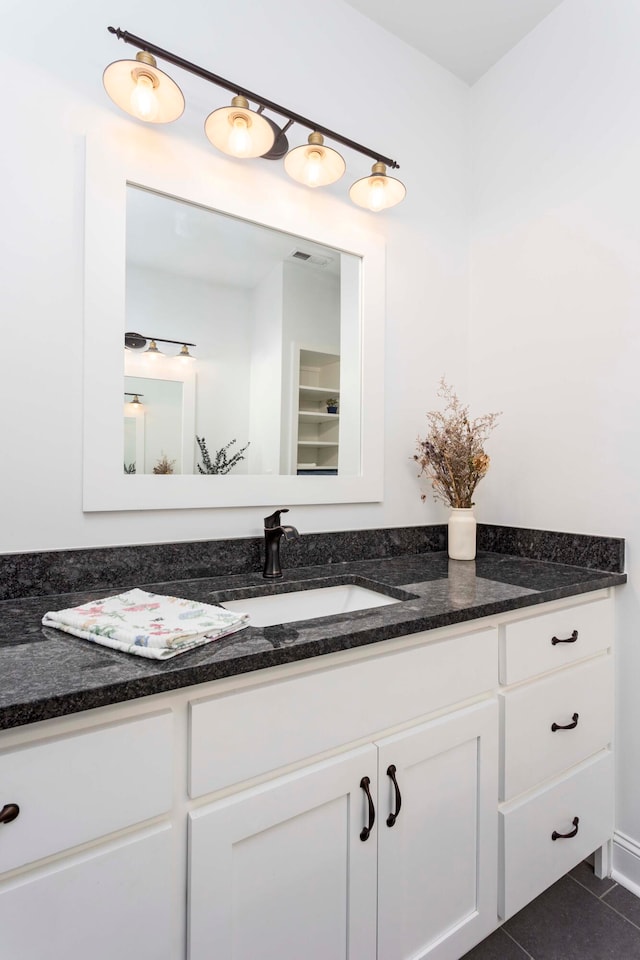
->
[124,186,362,477]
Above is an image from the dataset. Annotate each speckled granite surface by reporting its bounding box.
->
[0,548,626,731]
[0,524,623,601]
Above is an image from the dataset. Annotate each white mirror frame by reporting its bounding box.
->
[83,131,385,511]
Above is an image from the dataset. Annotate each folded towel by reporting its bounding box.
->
[42,588,249,660]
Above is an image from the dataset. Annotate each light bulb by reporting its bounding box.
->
[368,177,387,212]
[304,149,323,187]
[228,115,251,157]
[130,74,159,122]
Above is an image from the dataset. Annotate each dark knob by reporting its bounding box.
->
[360,776,376,842]
[551,629,579,646]
[552,816,579,841]
[0,803,20,825]
[551,712,579,732]
[386,764,402,827]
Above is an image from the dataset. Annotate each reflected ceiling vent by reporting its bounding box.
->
[288,249,333,268]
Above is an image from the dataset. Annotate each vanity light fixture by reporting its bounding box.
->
[124,332,196,359]
[204,95,275,159]
[124,392,144,407]
[146,339,163,356]
[104,27,405,210]
[284,132,346,188]
[349,162,407,212]
[103,50,185,123]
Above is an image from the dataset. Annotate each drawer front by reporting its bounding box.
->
[500,751,613,920]
[190,628,497,799]
[0,827,174,960]
[0,712,173,873]
[501,654,613,801]
[500,597,612,685]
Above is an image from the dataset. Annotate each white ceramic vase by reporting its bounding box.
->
[448,508,477,560]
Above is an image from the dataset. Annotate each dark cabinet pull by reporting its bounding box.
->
[0,803,19,825]
[552,816,579,841]
[551,629,579,646]
[386,764,402,827]
[551,712,579,732]
[359,776,375,842]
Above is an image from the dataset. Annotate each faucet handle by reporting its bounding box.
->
[264,508,289,529]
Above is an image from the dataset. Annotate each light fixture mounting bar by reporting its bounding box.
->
[108,26,400,170]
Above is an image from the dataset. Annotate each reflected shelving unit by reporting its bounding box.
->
[294,349,340,475]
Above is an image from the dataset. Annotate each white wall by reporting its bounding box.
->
[469,0,640,886]
[0,0,470,551]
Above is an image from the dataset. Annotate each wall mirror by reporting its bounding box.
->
[83,130,384,510]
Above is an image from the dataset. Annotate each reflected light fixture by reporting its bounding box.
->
[205,95,275,158]
[103,50,184,123]
[104,27,405,211]
[145,339,163,357]
[284,132,345,188]
[349,162,406,212]
[124,392,144,410]
[124,332,196,359]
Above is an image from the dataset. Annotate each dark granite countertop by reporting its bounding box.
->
[0,549,626,731]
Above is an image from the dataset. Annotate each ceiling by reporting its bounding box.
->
[126,186,340,287]
[343,0,566,84]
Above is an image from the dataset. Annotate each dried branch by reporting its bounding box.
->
[413,379,500,508]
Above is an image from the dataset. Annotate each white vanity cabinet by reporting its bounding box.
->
[498,595,615,920]
[0,588,618,960]
[188,628,499,960]
[0,711,176,960]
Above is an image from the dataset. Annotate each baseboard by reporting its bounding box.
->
[612,831,640,896]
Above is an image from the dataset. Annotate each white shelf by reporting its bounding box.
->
[297,441,339,448]
[294,348,340,473]
[299,411,340,422]
[299,385,340,396]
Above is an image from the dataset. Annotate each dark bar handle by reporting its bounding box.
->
[551,712,579,732]
[551,629,578,646]
[386,764,402,827]
[0,803,20,825]
[360,776,375,841]
[552,816,579,841]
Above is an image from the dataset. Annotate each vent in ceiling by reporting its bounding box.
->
[288,249,333,268]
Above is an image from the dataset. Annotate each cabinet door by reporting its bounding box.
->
[189,745,378,960]
[376,701,498,960]
[0,826,174,960]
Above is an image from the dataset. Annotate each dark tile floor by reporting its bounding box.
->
[463,863,640,960]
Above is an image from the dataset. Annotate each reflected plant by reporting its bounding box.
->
[124,462,136,474]
[196,436,249,475]
[153,452,176,475]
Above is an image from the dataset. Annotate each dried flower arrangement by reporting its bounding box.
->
[153,452,176,475]
[196,436,250,475]
[414,379,500,509]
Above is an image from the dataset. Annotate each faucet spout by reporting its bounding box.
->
[263,509,299,578]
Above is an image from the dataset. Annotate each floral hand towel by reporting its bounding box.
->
[42,588,249,660]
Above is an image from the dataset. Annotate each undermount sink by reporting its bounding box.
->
[220,584,400,628]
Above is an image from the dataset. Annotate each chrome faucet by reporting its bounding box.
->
[263,508,299,579]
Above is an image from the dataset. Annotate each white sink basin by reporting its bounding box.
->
[220,584,399,628]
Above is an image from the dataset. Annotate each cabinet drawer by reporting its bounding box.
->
[500,751,613,920]
[500,598,612,685]
[0,827,174,960]
[501,655,613,801]
[190,628,497,798]
[0,712,173,873]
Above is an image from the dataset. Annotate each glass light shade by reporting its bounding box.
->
[103,52,184,124]
[178,344,195,360]
[146,339,163,356]
[349,162,406,212]
[284,132,346,187]
[204,96,275,158]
